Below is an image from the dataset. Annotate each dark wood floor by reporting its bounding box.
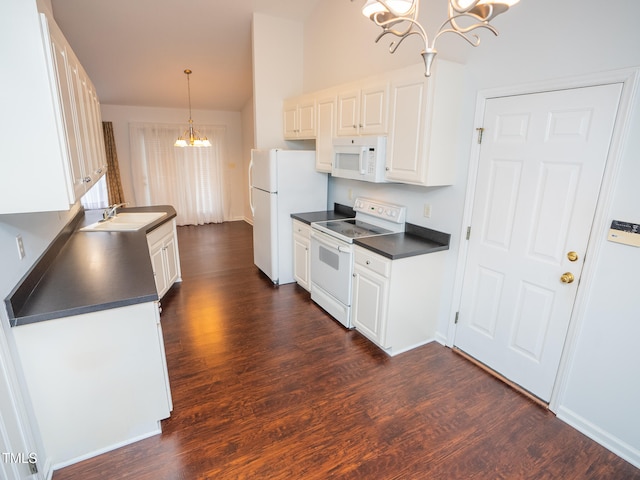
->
[54,221,639,479]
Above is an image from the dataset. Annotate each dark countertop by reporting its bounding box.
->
[5,206,177,327]
[355,224,450,260]
[292,204,450,260]
[291,203,355,224]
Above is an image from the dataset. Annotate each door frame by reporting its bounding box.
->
[446,67,640,412]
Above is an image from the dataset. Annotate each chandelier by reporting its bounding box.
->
[174,69,211,147]
[358,0,519,76]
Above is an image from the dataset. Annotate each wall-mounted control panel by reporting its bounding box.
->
[607,220,640,247]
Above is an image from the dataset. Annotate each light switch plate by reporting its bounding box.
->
[607,220,640,247]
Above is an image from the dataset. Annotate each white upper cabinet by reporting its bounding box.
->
[283,95,316,139]
[336,81,389,136]
[0,1,106,214]
[281,60,464,184]
[386,61,464,186]
[314,91,337,173]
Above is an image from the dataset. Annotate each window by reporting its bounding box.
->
[129,123,227,225]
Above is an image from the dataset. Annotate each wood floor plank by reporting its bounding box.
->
[52,221,640,479]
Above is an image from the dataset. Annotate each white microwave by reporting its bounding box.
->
[332,136,389,183]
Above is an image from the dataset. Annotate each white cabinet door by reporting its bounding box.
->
[297,98,316,138]
[283,96,316,139]
[352,262,389,346]
[292,220,311,291]
[147,220,182,298]
[283,99,299,139]
[386,61,462,186]
[163,232,180,287]
[48,21,86,201]
[360,82,388,135]
[315,94,336,173]
[149,241,168,297]
[337,89,360,136]
[386,70,427,184]
[337,82,388,136]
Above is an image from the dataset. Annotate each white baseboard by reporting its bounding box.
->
[556,406,640,469]
[434,332,447,346]
[51,426,162,472]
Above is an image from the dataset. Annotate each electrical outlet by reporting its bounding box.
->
[423,204,432,218]
[16,235,25,259]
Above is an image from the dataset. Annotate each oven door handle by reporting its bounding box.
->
[311,230,349,252]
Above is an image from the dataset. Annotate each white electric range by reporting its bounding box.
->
[309,198,406,328]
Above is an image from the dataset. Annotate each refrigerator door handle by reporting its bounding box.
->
[248,159,255,216]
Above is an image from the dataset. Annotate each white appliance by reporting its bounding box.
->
[250,149,328,285]
[310,198,406,327]
[332,136,389,183]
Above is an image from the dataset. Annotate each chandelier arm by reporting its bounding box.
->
[441,14,499,37]
[376,29,426,54]
[373,15,430,50]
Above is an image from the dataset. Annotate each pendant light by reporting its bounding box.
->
[174,69,211,147]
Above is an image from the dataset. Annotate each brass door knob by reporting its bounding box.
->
[567,251,579,262]
[560,272,575,284]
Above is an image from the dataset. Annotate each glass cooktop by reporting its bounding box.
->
[313,218,393,241]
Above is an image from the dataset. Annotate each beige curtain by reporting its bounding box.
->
[102,121,125,205]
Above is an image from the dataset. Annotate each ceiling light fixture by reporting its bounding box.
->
[357,0,519,76]
[174,69,211,147]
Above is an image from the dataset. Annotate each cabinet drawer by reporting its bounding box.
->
[146,220,173,246]
[292,220,311,239]
[355,247,391,278]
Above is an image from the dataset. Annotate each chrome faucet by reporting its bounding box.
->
[102,203,128,221]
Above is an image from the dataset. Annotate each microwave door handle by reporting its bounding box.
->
[359,148,367,175]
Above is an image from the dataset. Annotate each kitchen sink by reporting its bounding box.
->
[81,212,165,232]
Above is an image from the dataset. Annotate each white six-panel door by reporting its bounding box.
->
[455,84,622,402]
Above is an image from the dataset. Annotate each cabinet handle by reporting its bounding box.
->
[385,167,390,171]
[96,168,102,174]
[366,260,371,265]
[84,176,92,183]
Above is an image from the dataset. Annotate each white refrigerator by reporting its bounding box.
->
[249,149,328,285]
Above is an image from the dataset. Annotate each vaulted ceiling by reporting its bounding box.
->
[51,0,321,111]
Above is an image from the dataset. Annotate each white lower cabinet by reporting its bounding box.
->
[292,220,312,291]
[147,220,182,298]
[11,301,172,467]
[351,246,447,356]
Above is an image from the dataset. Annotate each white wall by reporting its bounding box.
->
[100,105,245,221]
[302,0,640,467]
[241,98,255,223]
[252,13,304,150]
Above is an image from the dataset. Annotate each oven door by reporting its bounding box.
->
[310,230,353,306]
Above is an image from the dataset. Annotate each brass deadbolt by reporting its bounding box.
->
[567,251,579,262]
